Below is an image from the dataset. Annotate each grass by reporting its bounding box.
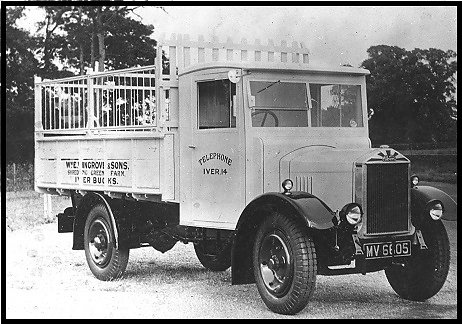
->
[5,162,35,191]
[5,191,72,232]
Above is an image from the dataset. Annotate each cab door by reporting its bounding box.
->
[181,70,245,230]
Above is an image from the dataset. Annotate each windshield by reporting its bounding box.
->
[250,81,308,127]
[310,84,363,127]
[249,80,363,128]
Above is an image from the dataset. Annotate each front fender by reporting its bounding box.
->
[287,191,336,230]
[231,191,334,285]
[411,185,457,222]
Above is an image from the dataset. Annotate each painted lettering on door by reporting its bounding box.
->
[198,153,232,176]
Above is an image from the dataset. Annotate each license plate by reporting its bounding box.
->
[364,240,411,260]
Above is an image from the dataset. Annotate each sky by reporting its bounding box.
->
[139,5,457,67]
[16,5,457,68]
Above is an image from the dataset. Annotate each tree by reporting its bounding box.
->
[362,45,457,146]
[5,6,39,162]
[37,6,158,74]
[38,6,72,77]
[103,7,157,69]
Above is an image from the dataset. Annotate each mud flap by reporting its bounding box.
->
[58,207,74,233]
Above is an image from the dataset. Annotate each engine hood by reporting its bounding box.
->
[284,145,409,172]
[250,131,410,211]
[278,145,409,211]
[284,146,370,173]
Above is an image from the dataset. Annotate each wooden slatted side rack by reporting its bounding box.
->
[156,33,310,78]
[153,34,310,128]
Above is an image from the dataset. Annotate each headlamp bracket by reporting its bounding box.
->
[414,229,428,250]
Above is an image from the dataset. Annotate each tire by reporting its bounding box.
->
[385,220,450,301]
[253,212,317,315]
[84,203,129,281]
[194,240,231,271]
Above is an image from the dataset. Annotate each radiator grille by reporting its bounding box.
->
[366,163,409,235]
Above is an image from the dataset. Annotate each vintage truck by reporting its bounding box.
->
[34,34,456,315]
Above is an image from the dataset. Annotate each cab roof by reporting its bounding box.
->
[179,61,370,77]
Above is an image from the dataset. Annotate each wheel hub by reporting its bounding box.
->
[268,255,285,271]
[93,234,107,250]
[88,219,111,267]
[259,233,292,295]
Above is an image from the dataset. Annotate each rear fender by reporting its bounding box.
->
[411,185,457,224]
[231,192,335,285]
[72,193,123,250]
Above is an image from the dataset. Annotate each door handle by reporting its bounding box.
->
[188,145,196,149]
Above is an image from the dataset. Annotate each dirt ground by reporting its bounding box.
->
[4,182,457,318]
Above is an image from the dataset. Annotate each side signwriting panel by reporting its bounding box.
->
[36,136,175,199]
[59,159,132,187]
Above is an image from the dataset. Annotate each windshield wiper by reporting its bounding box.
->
[256,80,281,94]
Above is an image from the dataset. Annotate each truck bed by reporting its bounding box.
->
[34,64,179,202]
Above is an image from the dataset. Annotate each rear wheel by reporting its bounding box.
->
[84,203,129,281]
[253,212,317,315]
[194,240,231,271]
[385,220,450,301]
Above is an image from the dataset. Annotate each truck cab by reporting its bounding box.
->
[178,63,371,231]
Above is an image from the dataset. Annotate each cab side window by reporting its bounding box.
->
[198,79,236,129]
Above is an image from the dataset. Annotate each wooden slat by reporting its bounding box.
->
[157,33,311,76]
[169,45,177,78]
[158,33,310,54]
[34,76,43,131]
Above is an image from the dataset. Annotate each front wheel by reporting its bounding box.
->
[84,203,129,281]
[253,212,317,315]
[385,220,450,301]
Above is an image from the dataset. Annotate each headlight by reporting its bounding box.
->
[341,203,363,225]
[282,179,293,194]
[410,174,419,187]
[346,206,362,225]
[428,201,444,220]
